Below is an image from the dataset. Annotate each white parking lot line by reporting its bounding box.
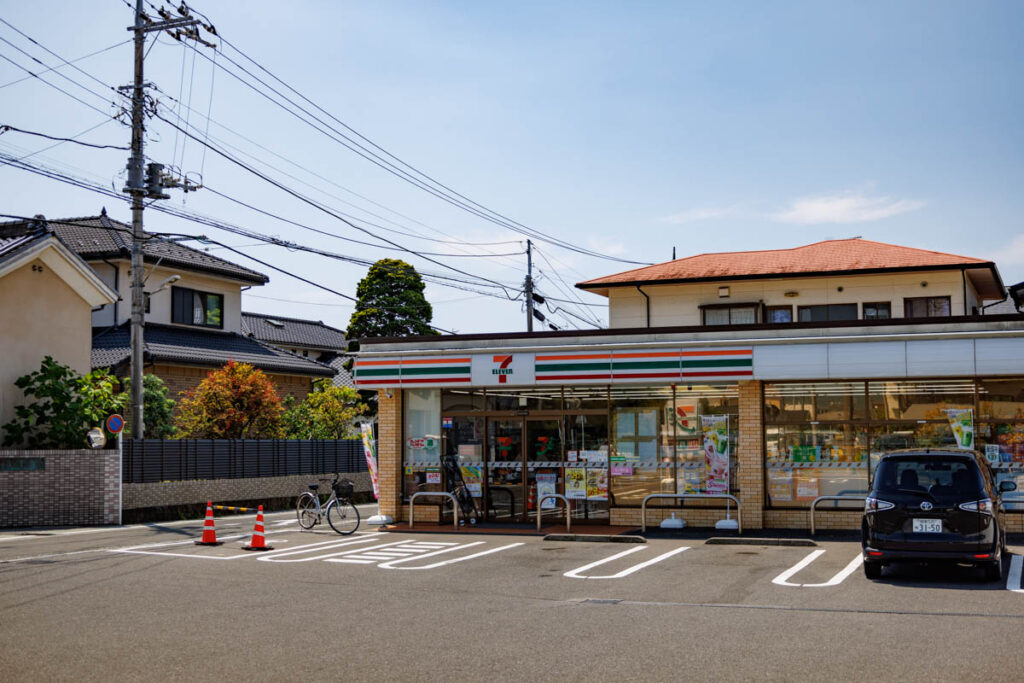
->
[1008,555,1024,594]
[376,542,524,570]
[772,549,862,587]
[564,546,690,580]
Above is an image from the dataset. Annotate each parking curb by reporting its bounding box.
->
[705,537,818,547]
[543,534,647,543]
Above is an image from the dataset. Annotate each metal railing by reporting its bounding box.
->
[640,493,742,534]
[408,491,460,529]
[810,495,867,535]
[536,493,572,533]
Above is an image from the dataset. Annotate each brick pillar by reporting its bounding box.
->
[737,380,764,529]
[377,389,403,519]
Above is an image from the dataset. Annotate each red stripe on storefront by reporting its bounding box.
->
[355,359,402,367]
[536,374,614,381]
[400,377,472,384]
[612,352,679,359]
[612,372,681,379]
[535,353,611,361]
[680,370,753,377]
[401,357,471,365]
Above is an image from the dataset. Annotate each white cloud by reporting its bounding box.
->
[660,206,737,224]
[774,191,925,225]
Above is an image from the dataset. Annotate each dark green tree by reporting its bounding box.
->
[2,356,127,449]
[346,259,439,342]
[123,374,177,439]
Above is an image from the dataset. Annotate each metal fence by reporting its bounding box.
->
[122,439,367,483]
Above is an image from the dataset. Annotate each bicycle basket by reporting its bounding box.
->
[333,479,354,499]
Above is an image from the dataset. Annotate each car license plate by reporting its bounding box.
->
[912,518,942,533]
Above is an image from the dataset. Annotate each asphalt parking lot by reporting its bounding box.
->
[2,510,1023,682]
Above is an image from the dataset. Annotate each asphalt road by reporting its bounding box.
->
[2,511,1023,682]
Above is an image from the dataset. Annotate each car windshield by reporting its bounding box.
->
[874,456,983,501]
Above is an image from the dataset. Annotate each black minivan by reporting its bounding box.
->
[862,449,1017,581]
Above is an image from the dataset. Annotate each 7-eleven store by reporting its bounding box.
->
[357,322,1024,532]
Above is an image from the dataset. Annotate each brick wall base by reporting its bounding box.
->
[124,472,372,509]
[1,450,118,527]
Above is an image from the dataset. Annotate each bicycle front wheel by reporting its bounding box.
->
[296,492,318,529]
[326,499,360,535]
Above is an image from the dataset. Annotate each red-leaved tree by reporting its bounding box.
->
[174,361,284,439]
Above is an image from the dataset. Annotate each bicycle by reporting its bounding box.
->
[295,473,360,535]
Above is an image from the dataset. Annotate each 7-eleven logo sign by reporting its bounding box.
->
[492,355,514,383]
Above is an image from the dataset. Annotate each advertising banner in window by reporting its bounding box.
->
[702,415,730,493]
[944,408,974,450]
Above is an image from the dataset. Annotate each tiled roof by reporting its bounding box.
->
[241,312,349,350]
[92,323,335,377]
[578,238,995,290]
[328,355,356,389]
[1,213,268,285]
[0,220,49,268]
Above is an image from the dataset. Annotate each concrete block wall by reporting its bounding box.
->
[123,471,371,510]
[0,450,119,527]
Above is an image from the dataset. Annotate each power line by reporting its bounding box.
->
[163,9,649,265]
[153,110,522,299]
[0,124,128,150]
[0,38,129,89]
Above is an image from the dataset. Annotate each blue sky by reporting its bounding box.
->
[2,1,1023,334]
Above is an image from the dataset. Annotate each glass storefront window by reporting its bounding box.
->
[674,385,739,498]
[868,380,974,421]
[487,387,562,412]
[442,389,485,412]
[978,380,1024,420]
[765,423,868,508]
[404,388,441,501]
[764,382,865,423]
[610,387,673,506]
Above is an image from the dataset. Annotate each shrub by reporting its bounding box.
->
[174,361,283,439]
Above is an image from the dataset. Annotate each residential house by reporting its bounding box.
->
[2,211,334,406]
[0,218,118,427]
[352,237,1024,534]
[242,312,355,389]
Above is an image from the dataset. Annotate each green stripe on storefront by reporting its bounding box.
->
[611,361,680,371]
[400,366,471,376]
[535,362,611,372]
[680,358,752,368]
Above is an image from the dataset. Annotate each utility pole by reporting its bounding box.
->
[524,239,534,332]
[124,0,200,438]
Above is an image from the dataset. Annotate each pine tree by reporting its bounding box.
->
[346,259,439,343]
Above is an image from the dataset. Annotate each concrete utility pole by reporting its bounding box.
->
[124,0,199,438]
[524,239,534,332]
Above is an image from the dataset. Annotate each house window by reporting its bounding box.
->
[863,302,891,320]
[904,296,951,318]
[701,304,759,326]
[797,304,858,322]
[767,306,793,323]
[171,286,224,328]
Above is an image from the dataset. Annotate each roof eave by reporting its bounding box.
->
[576,262,999,292]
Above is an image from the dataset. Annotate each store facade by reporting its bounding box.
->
[359,318,1024,532]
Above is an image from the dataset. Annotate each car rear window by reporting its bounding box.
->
[874,456,984,499]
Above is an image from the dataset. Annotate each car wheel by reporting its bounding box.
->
[863,560,882,580]
[983,552,1004,583]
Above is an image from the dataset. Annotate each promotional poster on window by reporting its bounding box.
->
[944,408,974,450]
[702,415,730,494]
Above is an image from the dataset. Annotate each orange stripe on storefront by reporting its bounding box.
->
[355,359,402,367]
[400,357,471,365]
[612,352,679,359]
[535,353,611,361]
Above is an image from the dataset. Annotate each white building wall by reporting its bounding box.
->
[605,270,978,328]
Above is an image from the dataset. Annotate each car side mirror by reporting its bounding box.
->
[999,480,1018,493]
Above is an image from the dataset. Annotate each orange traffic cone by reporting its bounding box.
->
[242,505,274,551]
[527,484,536,511]
[194,501,224,546]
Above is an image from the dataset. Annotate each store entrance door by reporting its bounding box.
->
[486,418,523,522]
[525,418,563,525]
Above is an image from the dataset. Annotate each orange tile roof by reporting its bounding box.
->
[578,238,994,291]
